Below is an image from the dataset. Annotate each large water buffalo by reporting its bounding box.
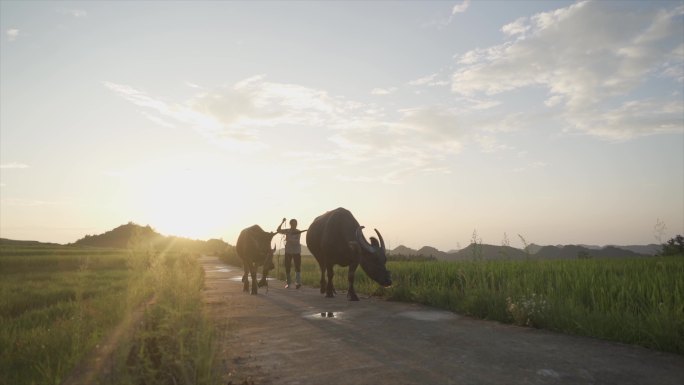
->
[306,207,392,301]
[236,225,276,295]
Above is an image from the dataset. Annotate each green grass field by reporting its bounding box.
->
[0,241,216,385]
[0,243,139,384]
[260,253,684,354]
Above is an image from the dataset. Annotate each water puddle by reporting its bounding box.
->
[207,268,232,273]
[227,276,277,282]
[305,311,345,320]
[396,310,457,321]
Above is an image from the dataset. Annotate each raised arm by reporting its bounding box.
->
[276,218,286,233]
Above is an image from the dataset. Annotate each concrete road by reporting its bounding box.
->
[200,256,684,385]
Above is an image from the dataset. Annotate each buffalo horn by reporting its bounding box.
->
[356,226,376,253]
[374,228,386,253]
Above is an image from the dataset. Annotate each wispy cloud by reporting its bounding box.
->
[452,0,471,15]
[408,73,449,87]
[451,1,684,139]
[0,162,29,169]
[371,87,397,95]
[59,9,88,18]
[6,29,19,42]
[105,77,490,183]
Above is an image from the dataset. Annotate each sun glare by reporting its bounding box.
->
[124,155,283,241]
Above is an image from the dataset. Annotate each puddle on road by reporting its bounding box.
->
[396,310,457,321]
[304,311,345,320]
[227,276,277,282]
[207,268,232,273]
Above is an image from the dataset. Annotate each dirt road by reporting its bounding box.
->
[201,256,684,385]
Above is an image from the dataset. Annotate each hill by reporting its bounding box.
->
[71,222,232,255]
[71,222,162,249]
[388,242,651,261]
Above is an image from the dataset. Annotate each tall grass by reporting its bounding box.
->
[1,242,217,385]
[109,250,217,385]
[266,253,684,354]
[0,247,137,385]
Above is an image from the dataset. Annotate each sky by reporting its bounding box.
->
[1,0,683,251]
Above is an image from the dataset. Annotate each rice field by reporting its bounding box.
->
[0,243,140,385]
[0,241,216,385]
[264,253,684,354]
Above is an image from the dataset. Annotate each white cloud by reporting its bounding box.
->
[371,87,397,95]
[59,9,88,18]
[106,77,507,183]
[6,29,19,42]
[474,135,511,153]
[452,0,471,15]
[501,18,529,37]
[408,73,449,87]
[0,162,29,169]
[451,1,684,139]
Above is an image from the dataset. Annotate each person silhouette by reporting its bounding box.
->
[277,218,307,289]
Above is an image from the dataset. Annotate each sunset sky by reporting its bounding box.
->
[1,0,683,251]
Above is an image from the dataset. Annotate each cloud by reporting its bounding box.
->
[59,9,88,18]
[474,135,511,153]
[371,87,397,95]
[0,162,29,169]
[451,1,684,139]
[6,29,19,42]
[501,18,529,37]
[106,77,481,183]
[408,73,450,87]
[452,0,471,15]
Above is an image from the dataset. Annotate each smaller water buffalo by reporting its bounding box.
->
[236,224,276,295]
[306,207,392,301]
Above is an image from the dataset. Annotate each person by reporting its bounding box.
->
[276,218,307,289]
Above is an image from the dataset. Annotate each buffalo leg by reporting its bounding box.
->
[325,265,335,298]
[258,264,268,287]
[242,262,250,293]
[250,265,258,295]
[347,262,359,301]
[319,263,327,294]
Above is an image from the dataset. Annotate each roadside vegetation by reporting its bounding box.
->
[0,238,217,385]
[222,248,684,355]
[0,242,138,384]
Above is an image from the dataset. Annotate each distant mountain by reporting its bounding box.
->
[613,244,661,256]
[0,238,62,247]
[416,246,449,259]
[72,222,163,249]
[388,242,652,261]
[525,243,544,255]
[70,222,232,255]
[390,245,419,256]
[533,244,645,259]
[446,244,530,261]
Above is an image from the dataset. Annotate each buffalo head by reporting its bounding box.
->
[351,226,392,287]
[255,232,277,267]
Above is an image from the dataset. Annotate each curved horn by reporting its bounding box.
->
[356,226,375,253]
[374,228,386,253]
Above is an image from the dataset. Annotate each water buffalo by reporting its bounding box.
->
[306,207,392,301]
[236,224,276,295]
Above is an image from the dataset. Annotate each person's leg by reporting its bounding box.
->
[284,253,293,287]
[294,254,302,289]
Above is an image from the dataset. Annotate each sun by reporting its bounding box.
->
[123,158,242,240]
